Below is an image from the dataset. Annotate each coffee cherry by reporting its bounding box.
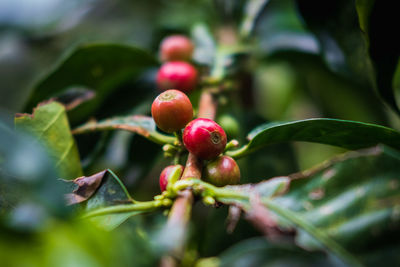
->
[160,35,194,62]
[156,61,198,93]
[217,114,240,138]
[159,164,184,192]
[204,156,240,187]
[151,89,193,133]
[183,118,227,160]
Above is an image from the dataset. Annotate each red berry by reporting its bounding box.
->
[159,165,184,192]
[204,156,240,186]
[151,89,193,133]
[183,118,227,160]
[160,35,194,62]
[156,61,198,93]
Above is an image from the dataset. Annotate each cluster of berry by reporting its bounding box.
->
[152,35,240,192]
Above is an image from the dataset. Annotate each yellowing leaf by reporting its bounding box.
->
[15,101,83,179]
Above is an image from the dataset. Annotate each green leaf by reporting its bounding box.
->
[15,101,83,180]
[191,23,216,66]
[358,1,400,114]
[1,122,71,223]
[83,169,135,230]
[186,177,360,266]
[227,118,400,158]
[74,169,161,231]
[72,115,175,145]
[255,0,319,55]
[216,237,329,267]
[274,145,400,251]
[355,0,374,35]
[212,145,400,265]
[295,0,400,114]
[24,43,158,121]
[239,0,270,39]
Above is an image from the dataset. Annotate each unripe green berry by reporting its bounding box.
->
[217,114,240,138]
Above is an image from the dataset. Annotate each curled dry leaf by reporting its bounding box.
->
[65,170,107,205]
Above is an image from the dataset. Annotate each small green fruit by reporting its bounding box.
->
[217,114,240,138]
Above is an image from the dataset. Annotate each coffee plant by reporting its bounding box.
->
[1,0,399,266]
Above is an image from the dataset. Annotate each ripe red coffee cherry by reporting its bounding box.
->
[151,89,193,133]
[183,118,227,160]
[159,164,184,192]
[160,35,194,62]
[156,61,198,93]
[204,156,240,187]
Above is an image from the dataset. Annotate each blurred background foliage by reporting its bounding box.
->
[1,0,399,266]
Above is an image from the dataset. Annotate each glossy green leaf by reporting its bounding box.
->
[83,169,133,230]
[216,237,330,267]
[0,122,70,223]
[358,1,400,114]
[240,0,270,39]
[77,169,157,231]
[73,115,175,145]
[274,145,400,251]
[255,0,319,55]
[216,145,400,265]
[295,0,400,114]
[188,178,359,266]
[227,118,400,158]
[191,23,216,66]
[15,101,83,180]
[24,43,158,121]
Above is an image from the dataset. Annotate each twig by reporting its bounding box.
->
[160,89,217,266]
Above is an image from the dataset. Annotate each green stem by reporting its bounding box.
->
[82,200,162,218]
[173,131,183,143]
[148,131,176,145]
[225,144,249,159]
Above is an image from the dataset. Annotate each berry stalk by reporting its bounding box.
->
[160,88,217,266]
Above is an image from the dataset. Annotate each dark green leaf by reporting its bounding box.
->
[24,43,158,121]
[254,0,319,55]
[1,121,70,226]
[361,1,400,114]
[15,101,83,179]
[191,23,216,66]
[78,169,146,230]
[295,0,400,114]
[295,0,372,84]
[217,237,331,267]
[217,145,400,265]
[73,115,175,145]
[274,146,400,251]
[51,86,95,111]
[239,0,270,39]
[227,118,400,158]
